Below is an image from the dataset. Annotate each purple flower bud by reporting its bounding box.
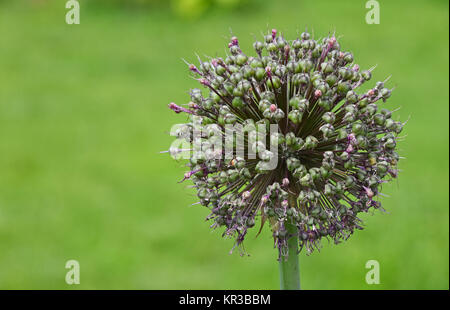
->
[189,64,200,74]
[199,78,210,87]
[328,37,336,48]
[346,144,354,153]
[271,29,277,40]
[269,104,277,113]
[168,102,194,114]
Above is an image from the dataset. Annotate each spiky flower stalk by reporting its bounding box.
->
[165,29,404,289]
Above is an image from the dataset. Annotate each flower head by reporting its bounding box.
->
[166,29,404,258]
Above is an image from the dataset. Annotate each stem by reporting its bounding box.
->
[278,196,300,290]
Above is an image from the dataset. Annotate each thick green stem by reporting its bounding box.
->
[278,221,300,290]
[279,193,301,290]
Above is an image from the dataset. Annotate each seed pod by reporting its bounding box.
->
[168,30,404,258]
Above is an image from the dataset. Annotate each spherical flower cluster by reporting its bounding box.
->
[167,29,404,258]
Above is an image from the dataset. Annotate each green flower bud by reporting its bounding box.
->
[219,171,228,183]
[326,74,338,86]
[293,73,310,86]
[273,108,285,121]
[352,122,364,135]
[289,109,303,124]
[304,135,319,149]
[240,168,252,179]
[344,52,353,63]
[253,41,264,52]
[289,97,301,109]
[250,58,263,68]
[309,167,321,181]
[301,31,310,40]
[255,67,265,81]
[340,151,350,161]
[356,135,367,148]
[324,183,335,196]
[197,188,208,199]
[337,128,348,139]
[381,108,392,118]
[374,113,386,126]
[286,157,301,171]
[293,165,307,178]
[317,83,330,95]
[358,97,369,108]
[321,62,334,74]
[346,91,358,103]
[267,42,277,53]
[377,161,389,175]
[345,176,355,187]
[235,54,247,66]
[384,138,396,149]
[270,132,285,146]
[394,121,404,134]
[243,66,255,79]
[228,64,239,73]
[298,99,309,111]
[320,124,334,139]
[258,99,271,112]
[232,97,245,108]
[385,118,395,130]
[344,159,354,169]
[335,182,344,195]
[224,113,237,124]
[215,65,226,76]
[318,98,332,111]
[292,39,302,49]
[267,76,281,89]
[322,112,336,123]
[361,70,372,81]
[230,72,243,84]
[337,81,351,94]
[300,173,312,186]
[320,166,332,179]
[366,103,378,116]
[339,67,352,80]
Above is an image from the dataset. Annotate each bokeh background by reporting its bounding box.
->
[0,0,448,289]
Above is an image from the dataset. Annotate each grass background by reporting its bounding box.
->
[0,0,448,289]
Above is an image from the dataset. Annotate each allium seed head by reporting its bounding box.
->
[166,29,404,258]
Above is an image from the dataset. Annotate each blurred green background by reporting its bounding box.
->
[0,0,448,289]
